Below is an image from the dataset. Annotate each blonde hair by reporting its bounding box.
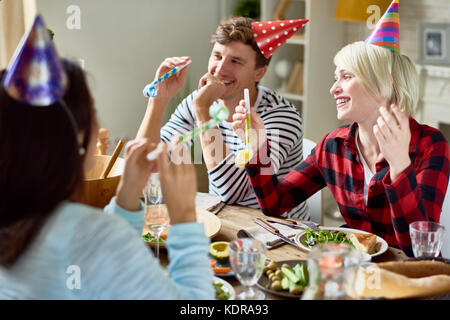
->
[333,41,419,116]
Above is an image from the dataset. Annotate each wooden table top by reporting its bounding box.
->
[212,204,407,300]
[213,204,408,263]
[157,198,409,300]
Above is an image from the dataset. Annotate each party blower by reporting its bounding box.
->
[146,103,229,161]
[234,88,253,168]
[143,59,192,98]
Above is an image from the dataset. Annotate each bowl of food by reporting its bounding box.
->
[256,260,309,299]
[213,276,235,300]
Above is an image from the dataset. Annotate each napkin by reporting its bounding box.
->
[195,192,221,211]
[237,223,302,250]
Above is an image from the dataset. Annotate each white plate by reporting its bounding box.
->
[293,226,388,258]
[143,206,222,248]
[213,276,235,300]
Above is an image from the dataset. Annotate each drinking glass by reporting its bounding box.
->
[147,172,163,205]
[229,238,266,300]
[409,221,445,258]
[143,173,169,259]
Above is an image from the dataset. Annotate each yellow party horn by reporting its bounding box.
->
[244,88,251,147]
[235,88,254,168]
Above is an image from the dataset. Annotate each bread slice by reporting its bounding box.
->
[376,260,450,278]
[349,233,377,254]
[353,261,450,299]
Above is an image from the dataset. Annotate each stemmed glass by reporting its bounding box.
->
[143,173,169,259]
[229,238,266,300]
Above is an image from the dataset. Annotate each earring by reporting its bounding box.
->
[79,147,86,156]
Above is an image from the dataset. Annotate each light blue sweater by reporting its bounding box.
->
[0,197,214,299]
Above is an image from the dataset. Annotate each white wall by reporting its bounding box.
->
[36,0,221,149]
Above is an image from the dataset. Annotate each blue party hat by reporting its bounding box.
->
[2,14,68,106]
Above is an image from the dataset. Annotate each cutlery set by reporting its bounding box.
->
[254,217,321,250]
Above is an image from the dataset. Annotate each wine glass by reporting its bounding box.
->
[229,238,266,300]
[143,173,169,259]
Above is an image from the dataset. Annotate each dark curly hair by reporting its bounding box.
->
[211,16,271,69]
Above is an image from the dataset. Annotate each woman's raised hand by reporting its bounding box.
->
[116,139,156,211]
[155,143,197,224]
[232,99,267,154]
[373,104,412,181]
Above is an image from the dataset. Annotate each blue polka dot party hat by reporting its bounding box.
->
[2,14,68,107]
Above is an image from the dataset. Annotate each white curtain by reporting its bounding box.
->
[0,0,36,69]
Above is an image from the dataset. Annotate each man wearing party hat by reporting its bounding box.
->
[233,0,449,258]
[137,16,311,221]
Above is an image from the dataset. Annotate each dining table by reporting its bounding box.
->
[156,192,409,300]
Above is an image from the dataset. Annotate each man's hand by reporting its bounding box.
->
[151,56,190,101]
[137,57,190,141]
[193,73,227,122]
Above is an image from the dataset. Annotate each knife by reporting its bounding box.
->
[207,201,226,215]
[254,218,303,250]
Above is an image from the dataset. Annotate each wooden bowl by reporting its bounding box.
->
[81,155,125,208]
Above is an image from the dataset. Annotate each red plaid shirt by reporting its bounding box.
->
[246,118,450,256]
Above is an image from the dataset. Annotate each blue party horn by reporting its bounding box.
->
[143,59,191,98]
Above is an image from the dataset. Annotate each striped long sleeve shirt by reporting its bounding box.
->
[161,86,308,220]
[246,118,450,256]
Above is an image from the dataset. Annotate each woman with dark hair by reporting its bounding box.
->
[0,50,213,299]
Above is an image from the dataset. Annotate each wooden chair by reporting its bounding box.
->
[303,138,323,225]
[441,186,450,258]
[97,128,110,155]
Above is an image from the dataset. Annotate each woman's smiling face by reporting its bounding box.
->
[330,67,387,124]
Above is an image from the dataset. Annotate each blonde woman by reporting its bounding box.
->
[232,41,450,256]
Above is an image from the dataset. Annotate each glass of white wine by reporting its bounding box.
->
[143,173,169,259]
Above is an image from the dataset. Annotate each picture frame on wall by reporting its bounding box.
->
[418,22,450,66]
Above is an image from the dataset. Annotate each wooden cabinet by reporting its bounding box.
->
[260,0,345,142]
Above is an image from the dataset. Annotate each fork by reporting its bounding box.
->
[266,217,320,231]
